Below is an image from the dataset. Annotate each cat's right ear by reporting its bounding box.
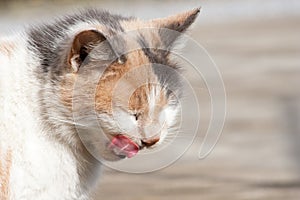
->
[68,29,107,73]
[151,8,200,50]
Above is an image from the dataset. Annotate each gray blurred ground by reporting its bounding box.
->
[1,0,300,199]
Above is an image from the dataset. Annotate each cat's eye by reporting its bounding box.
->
[133,113,140,121]
[117,55,126,65]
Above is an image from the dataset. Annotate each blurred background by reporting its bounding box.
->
[1,0,300,199]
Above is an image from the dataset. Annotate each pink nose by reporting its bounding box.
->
[141,137,160,147]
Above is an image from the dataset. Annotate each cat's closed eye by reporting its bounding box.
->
[133,113,141,121]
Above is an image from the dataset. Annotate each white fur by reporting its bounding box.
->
[0,35,91,200]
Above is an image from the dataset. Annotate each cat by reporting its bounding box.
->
[0,8,199,200]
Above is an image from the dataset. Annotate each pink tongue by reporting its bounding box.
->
[109,135,139,158]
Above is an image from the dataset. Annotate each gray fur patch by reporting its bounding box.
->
[27,8,133,73]
[137,35,183,100]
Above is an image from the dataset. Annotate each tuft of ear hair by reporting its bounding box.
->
[68,30,107,73]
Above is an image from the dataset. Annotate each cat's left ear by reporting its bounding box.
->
[68,29,109,73]
[151,8,200,48]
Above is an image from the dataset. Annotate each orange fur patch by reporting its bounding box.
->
[129,84,168,117]
[60,49,155,114]
[0,149,12,200]
[95,49,152,114]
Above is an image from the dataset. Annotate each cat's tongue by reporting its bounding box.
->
[109,135,139,158]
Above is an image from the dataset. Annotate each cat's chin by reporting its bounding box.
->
[100,151,127,162]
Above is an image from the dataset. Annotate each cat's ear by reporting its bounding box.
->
[68,29,107,73]
[151,8,200,48]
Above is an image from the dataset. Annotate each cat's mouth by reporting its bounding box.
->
[108,134,139,159]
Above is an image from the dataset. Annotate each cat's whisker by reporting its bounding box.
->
[48,117,95,127]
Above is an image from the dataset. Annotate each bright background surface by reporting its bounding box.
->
[1,0,300,199]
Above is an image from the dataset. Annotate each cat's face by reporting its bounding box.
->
[94,50,179,160]
[64,8,199,161]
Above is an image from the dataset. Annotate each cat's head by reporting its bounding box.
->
[61,8,200,161]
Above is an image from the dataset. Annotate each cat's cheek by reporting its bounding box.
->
[112,108,138,135]
[156,128,168,146]
[164,106,180,127]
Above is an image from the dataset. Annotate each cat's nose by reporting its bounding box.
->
[141,137,160,148]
